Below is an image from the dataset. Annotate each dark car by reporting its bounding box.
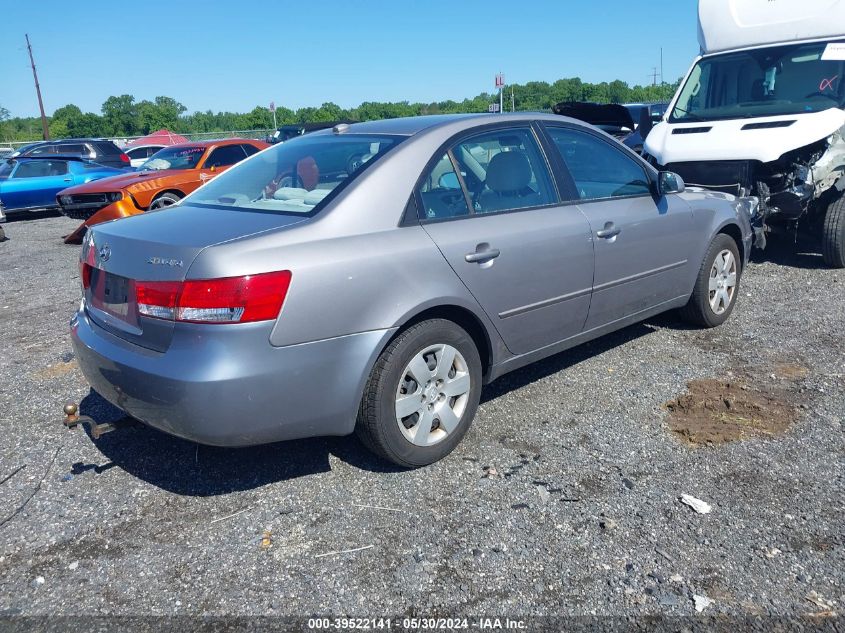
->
[552,102,668,154]
[266,121,357,144]
[13,138,131,169]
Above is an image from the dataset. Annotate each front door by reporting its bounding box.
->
[3,159,72,210]
[543,125,696,331]
[418,126,595,356]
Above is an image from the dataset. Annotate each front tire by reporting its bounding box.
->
[356,319,482,468]
[822,195,845,268]
[679,233,741,328]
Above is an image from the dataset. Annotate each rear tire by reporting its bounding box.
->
[822,194,845,268]
[149,191,183,211]
[679,233,741,328]
[355,319,482,468]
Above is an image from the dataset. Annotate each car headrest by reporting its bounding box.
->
[485,151,531,193]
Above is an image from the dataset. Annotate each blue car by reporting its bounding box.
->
[0,156,125,222]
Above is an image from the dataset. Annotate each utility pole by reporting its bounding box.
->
[660,47,664,85]
[650,67,659,87]
[25,34,49,140]
[511,86,515,112]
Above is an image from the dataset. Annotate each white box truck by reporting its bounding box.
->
[644,0,845,266]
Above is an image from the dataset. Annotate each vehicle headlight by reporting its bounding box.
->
[60,195,73,205]
[105,192,123,203]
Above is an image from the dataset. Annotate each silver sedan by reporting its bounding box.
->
[71,113,753,466]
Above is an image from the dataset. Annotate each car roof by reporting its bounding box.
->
[316,112,588,137]
[8,154,97,162]
[163,138,262,149]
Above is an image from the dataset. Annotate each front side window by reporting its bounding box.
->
[670,39,845,122]
[140,146,205,171]
[546,127,651,201]
[12,160,68,178]
[204,144,247,168]
[186,133,403,214]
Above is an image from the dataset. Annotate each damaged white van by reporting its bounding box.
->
[644,0,845,267]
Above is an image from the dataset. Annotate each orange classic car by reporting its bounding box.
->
[57,138,268,243]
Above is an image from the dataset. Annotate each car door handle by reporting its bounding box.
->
[465,245,500,263]
[63,177,73,182]
[596,223,621,239]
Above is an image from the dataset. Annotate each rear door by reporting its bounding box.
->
[542,124,696,331]
[419,125,595,356]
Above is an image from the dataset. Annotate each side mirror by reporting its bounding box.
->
[638,107,654,141]
[438,172,460,190]
[658,171,685,196]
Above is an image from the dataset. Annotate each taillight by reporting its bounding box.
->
[80,262,92,289]
[120,153,130,164]
[135,271,292,324]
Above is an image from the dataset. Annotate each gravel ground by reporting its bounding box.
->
[0,214,842,624]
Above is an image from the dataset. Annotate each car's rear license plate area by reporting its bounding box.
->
[88,269,138,325]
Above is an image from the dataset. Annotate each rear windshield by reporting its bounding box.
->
[186,133,403,214]
[140,146,205,171]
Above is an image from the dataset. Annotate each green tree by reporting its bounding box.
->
[101,94,137,136]
[0,104,10,141]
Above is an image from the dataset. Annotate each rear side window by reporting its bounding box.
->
[418,154,470,220]
[56,144,87,155]
[204,145,247,168]
[241,144,260,157]
[94,141,122,156]
[187,134,403,214]
[417,127,556,219]
[545,127,652,201]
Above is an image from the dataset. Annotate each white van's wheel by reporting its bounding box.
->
[822,195,845,268]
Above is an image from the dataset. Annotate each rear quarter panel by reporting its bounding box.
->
[185,217,507,359]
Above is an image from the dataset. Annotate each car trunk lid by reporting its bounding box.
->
[82,204,307,351]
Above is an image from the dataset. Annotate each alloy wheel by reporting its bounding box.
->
[708,249,737,315]
[394,344,471,447]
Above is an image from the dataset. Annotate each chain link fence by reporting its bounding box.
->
[4,129,275,150]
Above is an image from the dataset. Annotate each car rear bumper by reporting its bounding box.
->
[71,307,394,446]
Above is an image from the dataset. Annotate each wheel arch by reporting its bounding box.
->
[715,221,746,269]
[387,303,497,381]
[148,189,185,208]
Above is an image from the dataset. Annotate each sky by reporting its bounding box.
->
[0,0,700,119]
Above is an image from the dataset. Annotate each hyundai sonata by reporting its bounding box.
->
[72,114,753,467]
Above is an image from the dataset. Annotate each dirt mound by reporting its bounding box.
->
[665,368,806,446]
